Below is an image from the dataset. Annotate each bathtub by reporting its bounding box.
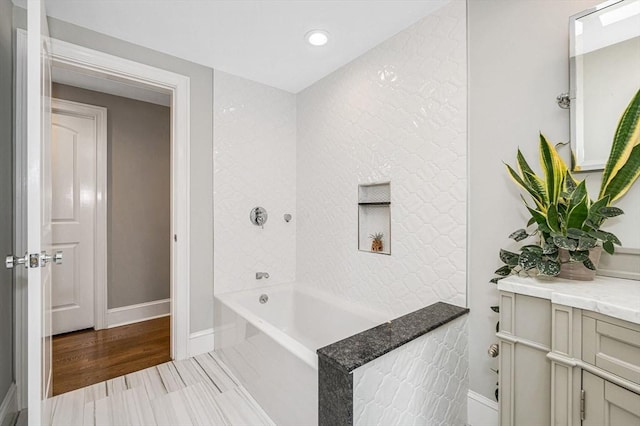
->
[214,283,387,426]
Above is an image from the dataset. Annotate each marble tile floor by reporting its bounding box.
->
[46,352,275,426]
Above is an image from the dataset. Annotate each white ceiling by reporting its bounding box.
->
[43,0,449,93]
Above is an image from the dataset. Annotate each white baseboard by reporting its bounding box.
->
[107,298,170,328]
[189,328,214,357]
[0,383,17,426]
[467,390,498,426]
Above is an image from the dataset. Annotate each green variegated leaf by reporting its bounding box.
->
[601,144,640,202]
[523,171,548,204]
[587,196,610,221]
[584,219,600,231]
[490,305,500,313]
[567,195,589,230]
[521,245,544,255]
[586,230,621,245]
[583,258,597,271]
[577,237,597,251]
[527,207,551,233]
[567,228,589,239]
[500,249,519,266]
[569,250,590,262]
[495,265,513,276]
[598,206,624,217]
[519,250,541,270]
[569,181,587,209]
[600,89,640,201]
[509,229,529,242]
[602,231,621,245]
[539,134,567,203]
[565,171,578,193]
[505,164,545,211]
[542,240,558,255]
[490,277,502,284]
[553,236,578,251]
[603,240,615,255]
[547,204,560,233]
[537,259,561,276]
[527,217,536,227]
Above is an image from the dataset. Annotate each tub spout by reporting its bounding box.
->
[256,272,270,279]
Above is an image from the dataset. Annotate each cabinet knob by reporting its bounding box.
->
[488,343,499,358]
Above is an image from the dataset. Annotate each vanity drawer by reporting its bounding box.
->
[583,312,640,385]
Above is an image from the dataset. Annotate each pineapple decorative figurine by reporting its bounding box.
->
[370,232,384,252]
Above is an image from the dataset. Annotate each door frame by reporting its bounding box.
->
[15,30,191,408]
[51,98,108,331]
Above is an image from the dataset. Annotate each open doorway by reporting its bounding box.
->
[14,31,192,407]
[49,77,172,395]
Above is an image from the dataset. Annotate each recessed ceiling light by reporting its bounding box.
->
[305,30,329,47]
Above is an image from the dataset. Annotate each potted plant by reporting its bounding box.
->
[492,89,640,282]
[370,232,384,252]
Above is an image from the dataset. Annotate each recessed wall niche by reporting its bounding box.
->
[358,182,391,255]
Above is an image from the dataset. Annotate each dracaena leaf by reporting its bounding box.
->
[600,89,640,201]
[490,305,500,313]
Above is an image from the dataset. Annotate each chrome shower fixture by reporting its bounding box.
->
[250,207,268,228]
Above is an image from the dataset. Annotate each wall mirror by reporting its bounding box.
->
[570,0,640,172]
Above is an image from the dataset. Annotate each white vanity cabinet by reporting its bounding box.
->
[497,276,640,426]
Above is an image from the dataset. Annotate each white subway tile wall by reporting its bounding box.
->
[213,70,297,294]
[296,1,467,316]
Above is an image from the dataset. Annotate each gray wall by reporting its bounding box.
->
[22,14,216,332]
[0,0,14,404]
[468,0,602,401]
[52,83,171,309]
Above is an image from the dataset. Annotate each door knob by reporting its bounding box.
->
[5,253,28,269]
[41,251,63,266]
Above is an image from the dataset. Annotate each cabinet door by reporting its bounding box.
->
[583,371,640,426]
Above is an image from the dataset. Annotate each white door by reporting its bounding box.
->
[51,100,104,334]
[26,1,54,424]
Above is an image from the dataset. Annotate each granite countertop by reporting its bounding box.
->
[316,302,469,374]
[498,275,640,325]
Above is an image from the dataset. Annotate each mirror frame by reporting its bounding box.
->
[569,0,628,172]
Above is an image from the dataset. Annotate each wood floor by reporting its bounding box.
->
[52,316,171,396]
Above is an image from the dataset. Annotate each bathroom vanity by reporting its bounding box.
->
[496,275,640,426]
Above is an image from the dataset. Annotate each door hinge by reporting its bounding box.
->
[580,389,586,421]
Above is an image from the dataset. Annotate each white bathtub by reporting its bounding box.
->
[214,283,386,426]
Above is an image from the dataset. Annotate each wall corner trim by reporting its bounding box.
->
[0,383,18,426]
[188,328,214,357]
[106,299,170,328]
[467,390,498,426]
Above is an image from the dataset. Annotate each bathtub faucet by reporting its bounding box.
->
[256,272,270,280]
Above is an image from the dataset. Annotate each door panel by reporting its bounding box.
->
[26,0,53,424]
[51,109,97,334]
[583,370,640,426]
